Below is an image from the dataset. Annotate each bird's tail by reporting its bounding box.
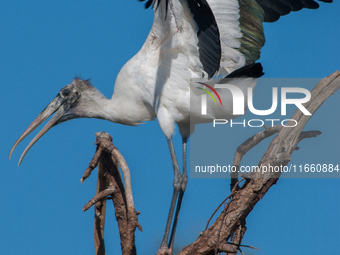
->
[224,63,264,79]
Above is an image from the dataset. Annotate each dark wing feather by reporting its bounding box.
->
[186,0,221,78]
[139,0,161,9]
[238,0,332,64]
[255,0,333,22]
[239,0,266,64]
[224,63,264,79]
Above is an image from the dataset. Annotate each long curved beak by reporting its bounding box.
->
[9,95,67,166]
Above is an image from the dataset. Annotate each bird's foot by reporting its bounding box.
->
[156,246,172,255]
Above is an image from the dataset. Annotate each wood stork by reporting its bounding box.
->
[9,0,332,253]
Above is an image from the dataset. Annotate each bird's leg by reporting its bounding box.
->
[168,137,188,250]
[158,138,184,254]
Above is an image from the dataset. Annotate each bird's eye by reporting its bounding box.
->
[61,89,70,97]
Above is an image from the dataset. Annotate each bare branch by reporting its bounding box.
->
[82,132,141,255]
[83,188,115,212]
[81,141,103,183]
[179,71,340,255]
[110,146,136,217]
[206,178,244,230]
[231,125,282,189]
[298,130,322,142]
[93,159,108,255]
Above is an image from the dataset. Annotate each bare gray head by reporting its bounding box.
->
[9,78,106,165]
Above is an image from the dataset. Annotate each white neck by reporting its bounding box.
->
[79,87,154,126]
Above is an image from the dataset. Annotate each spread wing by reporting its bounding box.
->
[209,0,333,75]
[138,0,332,77]
[140,0,221,78]
[255,0,332,22]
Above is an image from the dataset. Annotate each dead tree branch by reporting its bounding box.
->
[178,71,340,254]
[230,125,283,190]
[81,132,141,255]
[93,158,109,255]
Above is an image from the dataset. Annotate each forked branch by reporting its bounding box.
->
[82,132,142,255]
[178,71,340,254]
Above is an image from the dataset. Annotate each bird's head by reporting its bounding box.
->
[9,78,103,165]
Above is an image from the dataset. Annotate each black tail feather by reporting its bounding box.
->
[225,63,264,78]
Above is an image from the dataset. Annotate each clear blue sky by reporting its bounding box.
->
[1,1,339,254]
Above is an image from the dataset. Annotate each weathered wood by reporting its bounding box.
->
[179,71,340,255]
[82,132,141,255]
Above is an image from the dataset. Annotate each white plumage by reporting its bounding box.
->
[10,0,331,253]
[110,0,251,139]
